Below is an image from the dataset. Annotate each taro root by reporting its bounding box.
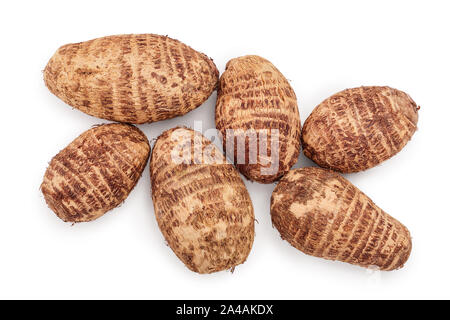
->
[41,123,150,222]
[44,34,219,124]
[301,86,419,173]
[216,55,301,183]
[150,127,254,274]
[271,167,412,271]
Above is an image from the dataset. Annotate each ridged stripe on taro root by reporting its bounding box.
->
[150,127,254,274]
[301,86,419,173]
[347,91,377,168]
[310,183,352,257]
[331,193,366,261]
[360,89,394,161]
[215,55,301,183]
[41,124,150,222]
[270,167,412,271]
[44,34,219,124]
[52,147,108,210]
[351,204,383,263]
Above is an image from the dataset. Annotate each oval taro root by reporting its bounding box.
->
[271,167,412,271]
[215,55,301,183]
[41,123,150,222]
[44,34,219,124]
[150,127,254,274]
[301,86,419,173]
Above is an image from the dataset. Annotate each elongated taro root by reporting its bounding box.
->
[301,86,419,173]
[41,123,150,222]
[44,34,219,124]
[271,167,412,271]
[216,55,301,183]
[150,127,255,274]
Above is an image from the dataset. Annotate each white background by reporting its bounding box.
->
[0,0,448,299]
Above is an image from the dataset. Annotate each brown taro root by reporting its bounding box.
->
[271,167,412,271]
[150,127,255,274]
[44,34,219,124]
[216,55,301,183]
[301,86,419,173]
[41,123,150,222]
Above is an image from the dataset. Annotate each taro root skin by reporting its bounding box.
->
[301,86,419,173]
[41,123,150,222]
[271,167,412,271]
[44,34,219,124]
[216,55,301,183]
[150,127,255,274]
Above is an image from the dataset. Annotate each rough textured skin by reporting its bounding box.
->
[150,127,254,274]
[216,55,301,183]
[271,167,412,271]
[41,124,150,222]
[44,34,219,124]
[302,86,419,173]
